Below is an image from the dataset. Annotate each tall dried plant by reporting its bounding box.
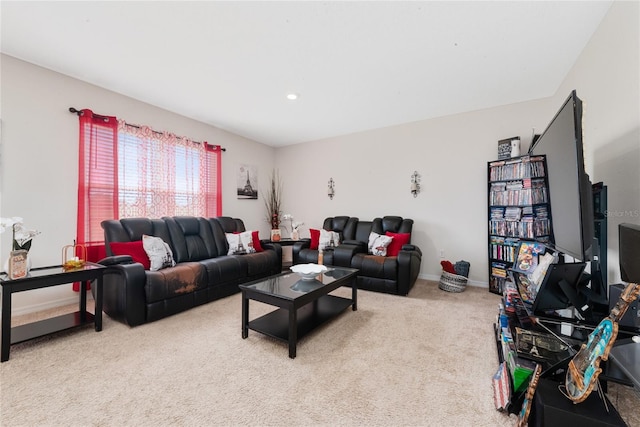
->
[264,169,283,229]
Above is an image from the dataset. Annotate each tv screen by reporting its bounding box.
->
[619,223,640,283]
[529,91,595,261]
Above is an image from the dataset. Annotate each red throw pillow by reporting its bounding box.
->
[309,229,320,250]
[385,232,411,257]
[110,240,151,270]
[251,230,263,252]
[232,230,263,252]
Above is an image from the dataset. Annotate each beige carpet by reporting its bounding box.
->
[1,280,638,426]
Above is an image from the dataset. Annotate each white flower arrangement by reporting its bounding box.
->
[282,214,304,233]
[0,217,41,252]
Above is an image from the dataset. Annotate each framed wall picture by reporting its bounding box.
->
[237,164,258,199]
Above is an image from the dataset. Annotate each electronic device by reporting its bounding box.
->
[619,223,640,283]
[608,284,639,329]
[531,262,587,314]
[529,90,595,263]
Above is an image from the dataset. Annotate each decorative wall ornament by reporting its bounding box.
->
[327,178,335,200]
[411,171,421,198]
[237,164,258,199]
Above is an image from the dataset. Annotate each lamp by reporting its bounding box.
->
[328,178,335,200]
[411,171,421,198]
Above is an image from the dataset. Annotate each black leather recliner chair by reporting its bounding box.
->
[293,216,422,296]
[348,216,421,296]
[292,216,358,266]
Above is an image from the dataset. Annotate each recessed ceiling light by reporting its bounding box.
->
[286,93,299,101]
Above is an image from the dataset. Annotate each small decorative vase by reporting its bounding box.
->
[3,252,32,277]
[291,230,299,241]
[510,139,521,158]
[270,229,281,242]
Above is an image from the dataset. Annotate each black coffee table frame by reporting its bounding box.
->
[240,267,358,358]
[1,263,105,362]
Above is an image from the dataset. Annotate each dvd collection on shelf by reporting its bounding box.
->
[488,156,546,181]
[487,154,553,295]
[488,179,548,206]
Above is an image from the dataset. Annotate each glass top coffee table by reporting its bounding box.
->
[239,266,358,358]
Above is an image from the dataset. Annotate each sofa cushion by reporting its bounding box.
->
[385,232,411,256]
[164,216,218,263]
[243,250,280,277]
[319,229,340,251]
[226,231,256,255]
[230,230,263,252]
[199,256,247,284]
[309,228,320,250]
[110,240,151,270]
[368,232,393,256]
[144,262,207,304]
[351,253,398,280]
[251,231,264,252]
[143,235,176,271]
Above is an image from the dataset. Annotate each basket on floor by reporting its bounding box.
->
[439,270,468,293]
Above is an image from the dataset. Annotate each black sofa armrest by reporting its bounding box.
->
[292,240,311,264]
[260,241,283,268]
[98,255,134,266]
[98,262,148,327]
[401,244,422,256]
[332,245,361,268]
[397,245,422,296]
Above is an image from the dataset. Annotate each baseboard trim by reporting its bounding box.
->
[418,273,488,289]
[0,293,93,317]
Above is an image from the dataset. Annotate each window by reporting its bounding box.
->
[117,123,221,219]
[76,109,222,263]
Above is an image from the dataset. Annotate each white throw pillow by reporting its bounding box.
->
[319,229,340,251]
[226,231,256,255]
[368,232,393,256]
[142,234,176,271]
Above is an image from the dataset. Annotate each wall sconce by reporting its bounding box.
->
[410,171,421,198]
[328,178,335,200]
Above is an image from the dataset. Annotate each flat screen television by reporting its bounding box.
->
[529,90,595,262]
[619,223,640,283]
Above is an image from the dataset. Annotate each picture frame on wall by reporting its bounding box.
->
[237,164,258,199]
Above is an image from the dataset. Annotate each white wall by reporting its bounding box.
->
[274,100,553,284]
[0,55,275,314]
[275,0,639,286]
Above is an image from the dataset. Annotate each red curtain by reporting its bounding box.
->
[75,109,118,290]
[75,110,223,290]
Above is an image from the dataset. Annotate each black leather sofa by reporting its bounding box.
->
[98,216,282,326]
[293,216,422,295]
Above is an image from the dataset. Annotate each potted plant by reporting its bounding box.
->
[264,169,283,241]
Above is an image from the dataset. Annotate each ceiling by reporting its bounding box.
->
[1,1,613,147]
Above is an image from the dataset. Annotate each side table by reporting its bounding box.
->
[265,238,310,270]
[1,262,105,362]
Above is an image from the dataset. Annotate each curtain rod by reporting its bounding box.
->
[69,107,226,151]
